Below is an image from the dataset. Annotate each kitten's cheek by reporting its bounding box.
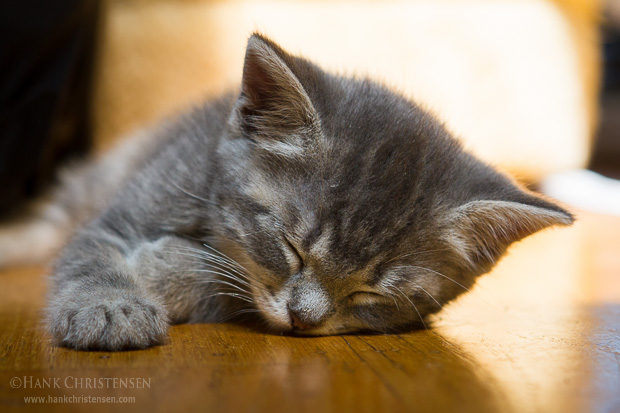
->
[255,293,291,330]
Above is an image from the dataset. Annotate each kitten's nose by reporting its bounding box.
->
[287,281,331,331]
[288,309,313,330]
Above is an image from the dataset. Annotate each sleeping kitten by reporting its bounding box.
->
[44,33,573,350]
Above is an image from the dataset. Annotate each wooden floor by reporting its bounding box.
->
[1,211,619,413]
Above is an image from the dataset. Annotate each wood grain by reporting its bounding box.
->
[1,211,619,412]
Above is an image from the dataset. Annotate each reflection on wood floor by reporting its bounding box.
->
[0,211,618,412]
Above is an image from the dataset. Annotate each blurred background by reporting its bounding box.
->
[0,0,618,217]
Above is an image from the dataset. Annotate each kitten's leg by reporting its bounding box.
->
[0,128,155,268]
[45,124,221,350]
[47,231,227,351]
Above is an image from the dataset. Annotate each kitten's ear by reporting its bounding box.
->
[445,194,574,271]
[231,34,320,152]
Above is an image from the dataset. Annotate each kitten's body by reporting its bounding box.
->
[30,34,572,350]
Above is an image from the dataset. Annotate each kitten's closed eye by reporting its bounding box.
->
[283,238,304,273]
[278,237,304,276]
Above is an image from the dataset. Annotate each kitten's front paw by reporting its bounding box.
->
[47,286,169,351]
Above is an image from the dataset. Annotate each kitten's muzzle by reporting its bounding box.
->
[285,279,333,331]
[289,309,313,330]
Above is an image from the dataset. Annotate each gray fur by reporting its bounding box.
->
[46,34,573,350]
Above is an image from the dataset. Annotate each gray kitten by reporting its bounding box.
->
[45,34,573,350]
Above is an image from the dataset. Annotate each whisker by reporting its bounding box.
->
[193,266,252,287]
[182,277,251,294]
[384,290,400,311]
[385,248,452,264]
[217,308,260,324]
[167,179,216,205]
[197,287,254,299]
[410,266,471,293]
[163,243,272,302]
[166,245,254,283]
[162,248,256,288]
[201,243,253,274]
[200,292,254,303]
[182,280,253,297]
[163,247,248,274]
[417,286,443,310]
[191,245,272,294]
[411,265,502,313]
[164,256,252,289]
[198,254,254,282]
[393,286,427,330]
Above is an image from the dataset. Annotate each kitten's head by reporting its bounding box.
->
[211,34,573,335]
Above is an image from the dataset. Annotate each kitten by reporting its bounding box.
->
[44,33,573,351]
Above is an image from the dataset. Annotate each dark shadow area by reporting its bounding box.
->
[0,1,100,218]
[589,5,620,179]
